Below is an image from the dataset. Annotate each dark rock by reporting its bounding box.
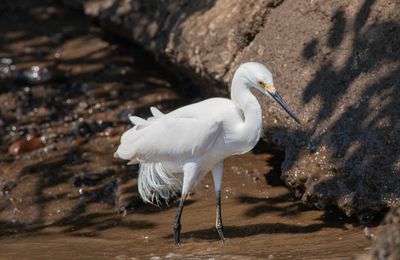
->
[73,172,104,187]
[72,122,92,137]
[1,180,17,195]
[93,120,113,132]
[17,66,53,85]
[360,206,400,260]
[0,57,16,80]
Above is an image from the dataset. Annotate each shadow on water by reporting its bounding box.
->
[169,221,347,241]
[0,0,197,238]
[166,192,355,241]
[277,0,400,217]
[174,187,366,241]
[237,193,310,218]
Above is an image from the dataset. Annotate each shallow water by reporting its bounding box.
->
[0,1,375,259]
[1,152,374,259]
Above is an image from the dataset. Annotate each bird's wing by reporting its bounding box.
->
[129,115,147,125]
[116,115,222,163]
[129,107,164,128]
[150,106,164,118]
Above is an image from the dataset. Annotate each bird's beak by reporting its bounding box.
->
[256,81,301,125]
[269,91,301,125]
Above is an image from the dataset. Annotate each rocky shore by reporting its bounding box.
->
[67,0,400,218]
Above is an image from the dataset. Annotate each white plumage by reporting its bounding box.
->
[114,62,300,244]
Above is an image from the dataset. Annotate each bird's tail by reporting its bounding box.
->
[138,162,182,205]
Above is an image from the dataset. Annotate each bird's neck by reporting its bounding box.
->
[230,75,263,148]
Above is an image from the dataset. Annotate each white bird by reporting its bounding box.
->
[114,62,300,244]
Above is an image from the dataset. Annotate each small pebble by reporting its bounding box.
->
[8,134,42,155]
[19,65,53,84]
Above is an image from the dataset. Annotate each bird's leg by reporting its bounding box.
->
[173,195,186,245]
[212,161,225,241]
[173,162,198,244]
[215,189,225,241]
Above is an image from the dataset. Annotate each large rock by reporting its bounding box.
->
[71,0,400,217]
[359,206,400,260]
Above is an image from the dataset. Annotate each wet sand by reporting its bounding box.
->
[0,1,375,259]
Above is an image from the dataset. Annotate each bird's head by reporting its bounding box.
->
[238,62,301,125]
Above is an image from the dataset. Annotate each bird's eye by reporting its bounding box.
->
[258,81,275,92]
[257,81,266,88]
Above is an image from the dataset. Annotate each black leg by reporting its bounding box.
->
[173,196,185,245]
[215,190,225,241]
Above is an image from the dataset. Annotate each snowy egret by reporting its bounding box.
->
[114,62,300,244]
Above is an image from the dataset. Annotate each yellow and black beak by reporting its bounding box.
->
[270,91,301,125]
[258,81,301,125]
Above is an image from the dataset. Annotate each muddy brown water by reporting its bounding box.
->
[0,1,376,259]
